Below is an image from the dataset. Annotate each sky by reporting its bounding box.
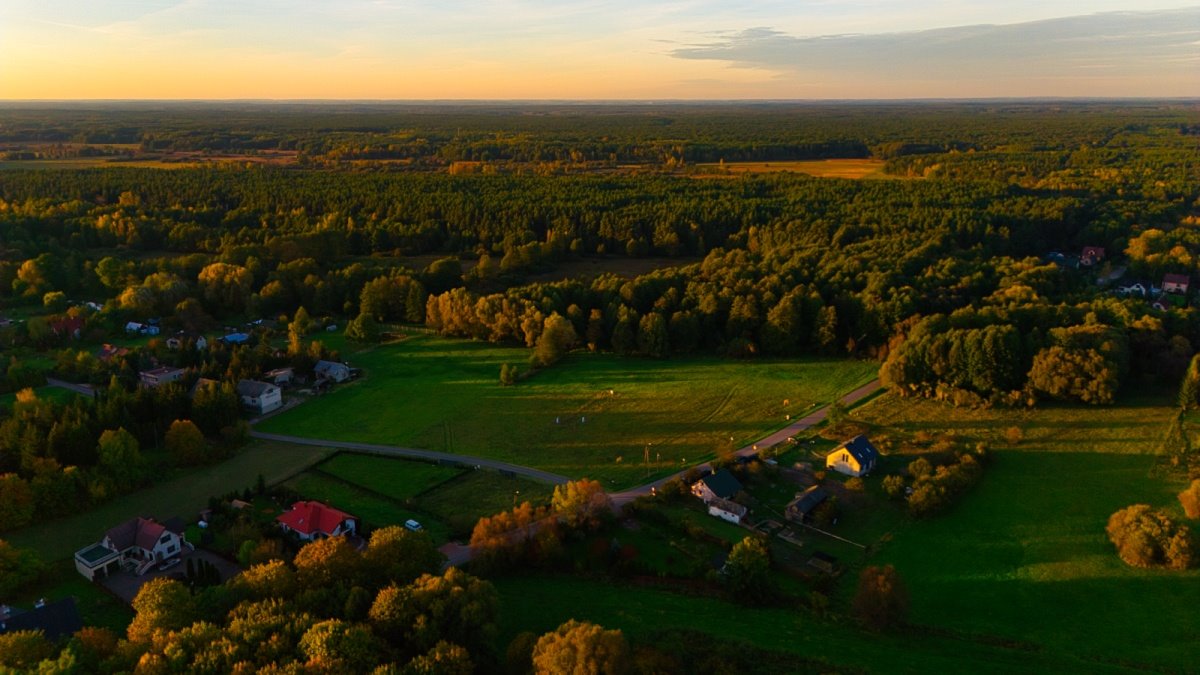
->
[2,1,1198,99]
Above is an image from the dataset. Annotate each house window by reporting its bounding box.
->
[166,544,176,554]
[160,534,171,543]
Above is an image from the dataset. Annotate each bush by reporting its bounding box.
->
[905,453,984,518]
[1178,479,1200,519]
[844,477,865,492]
[1106,504,1195,569]
[881,475,906,499]
[852,565,908,631]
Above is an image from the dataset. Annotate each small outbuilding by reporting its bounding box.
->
[785,485,830,524]
[139,367,185,388]
[707,497,748,524]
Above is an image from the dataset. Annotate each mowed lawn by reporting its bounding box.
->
[850,394,1198,670]
[318,452,463,499]
[494,576,1135,674]
[258,336,877,489]
[9,440,334,560]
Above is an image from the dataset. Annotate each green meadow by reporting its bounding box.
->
[258,335,878,489]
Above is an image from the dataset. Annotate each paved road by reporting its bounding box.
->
[608,378,882,505]
[45,377,97,398]
[248,431,572,485]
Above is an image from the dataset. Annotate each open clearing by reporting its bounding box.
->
[844,393,1197,670]
[257,335,878,489]
[494,576,1134,674]
[695,159,894,179]
[8,440,333,560]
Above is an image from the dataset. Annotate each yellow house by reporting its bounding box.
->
[826,435,880,477]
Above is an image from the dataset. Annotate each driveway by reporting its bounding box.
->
[100,549,242,604]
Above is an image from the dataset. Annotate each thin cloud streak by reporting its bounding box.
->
[670,9,1200,96]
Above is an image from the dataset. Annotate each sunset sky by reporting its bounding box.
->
[2,1,1198,99]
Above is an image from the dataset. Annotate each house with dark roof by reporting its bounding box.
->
[707,497,748,524]
[785,485,830,524]
[826,435,880,477]
[276,501,357,541]
[1163,273,1190,295]
[691,469,743,504]
[237,379,282,414]
[0,598,83,641]
[139,366,185,388]
[75,516,188,579]
[264,367,295,386]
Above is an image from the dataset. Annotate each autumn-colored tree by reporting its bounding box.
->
[368,568,499,657]
[401,641,474,675]
[294,536,365,589]
[1179,353,1200,409]
[852,565,909,631]
[165,419,209,465]
[1107,504,1196,569]
[1027,346,1118,405]
[363,525,444,586]
[198,262,254,313]
[1179,480,1200,519]
[231,559,297,600]
[534,313,577,367]
[552,479,611,531]
[0,630,55,669]
[225,598,315,667]
[127,577,196,643]
[531,620,630,675]
[299,619,383,673]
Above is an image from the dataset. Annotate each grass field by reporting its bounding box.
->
[8,440,334,560]
[317,453,463,500]
[695,159,897,180]
[494,576,1136,674]
[416,470,554,536]
[287,453,555,540]
[842,393,1198,670]
[257,335,878,489]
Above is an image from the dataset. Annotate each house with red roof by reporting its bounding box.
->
[1163,273,1190,295]
[50,316,84,339]
[276,500,357,541]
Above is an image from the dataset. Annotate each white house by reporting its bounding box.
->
[707,497,748,524]
[315,360,352,383]
[264,367,294,386]
[166,333,208,350]
[75,517,187,580]
[825,435,880,477]
[237,379,282,414]
[139,367,185,388]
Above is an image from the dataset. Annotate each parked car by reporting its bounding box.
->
[404,519,423,532]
